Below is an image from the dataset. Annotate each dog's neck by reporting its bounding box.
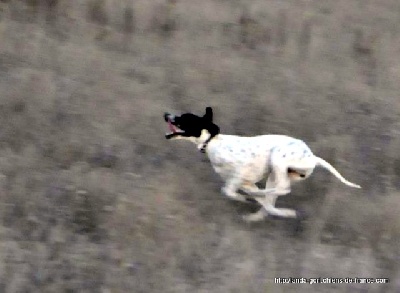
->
[177,129,219,150]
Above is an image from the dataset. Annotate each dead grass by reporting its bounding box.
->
[0,0,399,292]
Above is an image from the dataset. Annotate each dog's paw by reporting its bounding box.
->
[289,209,308,234]
[295,208,308,221]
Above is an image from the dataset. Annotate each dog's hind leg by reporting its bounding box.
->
[243,196,297,222]
[241,183,277,222]
[263,169,297,217]
[257,199,297,218]
[243,169,298,221]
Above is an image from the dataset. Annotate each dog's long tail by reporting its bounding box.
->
[315,157,361,188]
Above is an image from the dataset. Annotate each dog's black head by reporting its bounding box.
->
[164,107,219,141]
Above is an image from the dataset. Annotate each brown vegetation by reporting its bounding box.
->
[0,0,399,292]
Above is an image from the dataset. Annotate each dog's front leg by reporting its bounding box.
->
[221,177,248,202]
[242,208,268,222]
[240,174,277,198]
[260,173,297,218]
[243,172,298,221]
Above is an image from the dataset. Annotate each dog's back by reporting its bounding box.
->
[206,134,303,182]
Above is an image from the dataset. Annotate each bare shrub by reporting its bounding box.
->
[87,0,108,25]
[238,9,271,49]
[352,28,380,86]
[72,190,99,234]
[43,0,59,23]
[122,4,135,34]
[25,0,39,8]
[298,17,313,59]
[275,9,288,53]
[151,0,178,37]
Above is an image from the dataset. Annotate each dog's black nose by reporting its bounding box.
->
[164,113,170,122]
[164,113,175,122]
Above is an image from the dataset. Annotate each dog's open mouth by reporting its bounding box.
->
[165,115,184,138]
[167,118,178,133]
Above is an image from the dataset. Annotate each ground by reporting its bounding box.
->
[0,0,399,292]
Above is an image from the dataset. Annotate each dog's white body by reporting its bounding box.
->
[185,130,360,221]
[164,108,360,222]
[207,134,311,183]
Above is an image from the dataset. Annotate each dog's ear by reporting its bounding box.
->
[203,107,213,122]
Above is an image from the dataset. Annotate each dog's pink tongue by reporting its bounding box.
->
[168,120,176,132]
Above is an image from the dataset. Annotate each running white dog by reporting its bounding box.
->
[164,107,361,222]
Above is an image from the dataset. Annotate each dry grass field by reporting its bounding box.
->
[0,0,400,292]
